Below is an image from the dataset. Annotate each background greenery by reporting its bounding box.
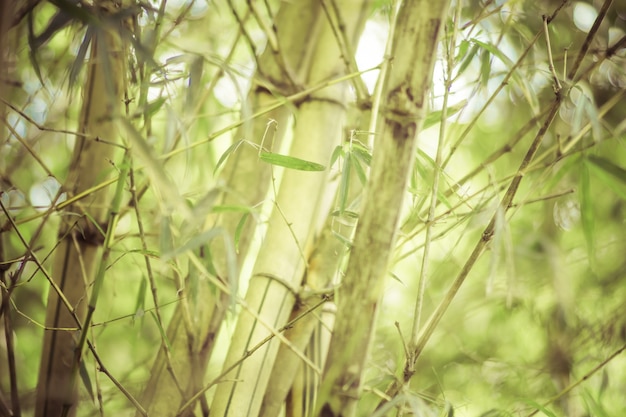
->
[1,0,625,416]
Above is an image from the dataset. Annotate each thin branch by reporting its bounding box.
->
[567,0,614,80]
[543,14,562,92]
[1,97,89,138]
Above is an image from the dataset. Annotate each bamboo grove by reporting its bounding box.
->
[1,1,626,416]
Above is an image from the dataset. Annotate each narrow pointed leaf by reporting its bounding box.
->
[580,163,595,260]
[352,157,367,185]
[145,97,167,118]
[472,38,514,68]
[79,360,95,403]
[339,153,352,212]
[234,213,249,253]
[162,228,222,261]
[587,155,626,184]
[151,311,173,353]
[134,276,147,319]
[423,99,468,129]
[330,145,344,167]
[211,205,256,213]
[585,157,626,200]
[455,43,479,79]
[259,151,326,171]
[352,144,372,165]
[214,139,244,175]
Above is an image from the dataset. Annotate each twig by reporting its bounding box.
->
[0,97,89,138]
[543,15,562,92]
[567,0,614,80]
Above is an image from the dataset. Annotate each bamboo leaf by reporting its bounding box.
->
[211,205,256,213]
[32,8,75,48]
[259,152,326,171]
[49,0,99,26]
[586,156,626,195]
[520,399,557,417]
[214,139,245,175]
[330,145,344,167]
[480,49,491,87]
[222,232,238,304]
[416,149,452,209]
[162,228,222,261]
[160,215,173,258]
[332,230,353,248]
[27,12,44,85]
[79,360,95,403]
[455,43,479,80]
[472,38,514,68]
[389,272,405,285]
[582,389,610,417]
[351,143,372,166]
[186,55,204,108]
[423,99,468,129]
[454,39,470,63]
[145,97,167,118]
[234,213,249,253]
[352,157,368,185]
[150,311,173,353]
[83,212,106,238]
[331,210,359,219]
[133,276,147,322]
[580,163,595,261]
[339,153,352,212]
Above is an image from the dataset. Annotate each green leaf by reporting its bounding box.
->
[423,99,468,130]
[454,39,470,63]
[339,153,352,212]
[352,157,368,185]
[83,212,106,238]
[472,38,514,68]
[480,49,491,87]
[234,213,249,253]
[79,360,95,403]
[150,311,173,353]
[455,43,479,80]
[69,26,93,88]
[389,272,405,286]
[259,152,326,171]
[214,139,245,175]
[519,399,557,417]
[331,210,359,219]
[133,276,147,320]
[330,145,344,167]
[162,228,222,261]
[211,205,256,213]
[580,163,595,261]
[582,389,610,417]
[145,97,167,118]
[586,155,626,198]
[160,215,173,259]
[332,230,353,248]
[78,361,96,402]
[351,143,372,166]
